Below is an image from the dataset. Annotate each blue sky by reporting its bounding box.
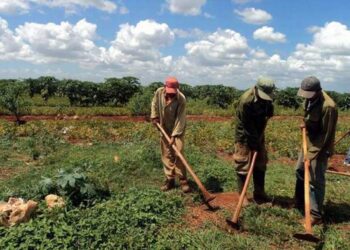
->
[0,0,350,92]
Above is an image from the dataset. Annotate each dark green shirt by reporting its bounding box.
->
[304,91,338,159]
[235,87,274,150]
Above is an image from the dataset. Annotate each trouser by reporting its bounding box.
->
[161,135,186,180]
[233,143,268,174]
[233,143,268,194]
[345,147,350,165]
[295,151,328,219]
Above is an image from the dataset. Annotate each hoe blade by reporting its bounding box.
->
[226,219,240,230]
[293,233,320,243]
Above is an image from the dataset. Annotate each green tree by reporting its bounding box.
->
[0,81,31,125]
[99,77,141,106]
[26,76,59,101]
[274,87,301,109]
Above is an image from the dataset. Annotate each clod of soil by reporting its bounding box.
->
[329,154,349,173]
[184,192,240,229]
[114,155,120,162]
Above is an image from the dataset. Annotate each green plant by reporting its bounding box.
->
[0,82,31,125]
[127,89,153,116]
[39,168,110,207]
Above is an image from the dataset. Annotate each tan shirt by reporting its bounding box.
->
[151,87,186,137]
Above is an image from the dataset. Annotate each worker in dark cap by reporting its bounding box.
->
[234,77,275,205]
[294,76,338,225]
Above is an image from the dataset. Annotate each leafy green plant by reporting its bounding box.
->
[39,168,110,207]
[127,88,153,116]
[0,82,31,125]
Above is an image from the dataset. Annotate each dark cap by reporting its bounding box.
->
[256,77,276,101]
[297,76,322,99]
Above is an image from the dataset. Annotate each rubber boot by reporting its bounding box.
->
[237,173,249,207]
[253,170,271,204]
[179,178,191,193]
[161,179,175,192]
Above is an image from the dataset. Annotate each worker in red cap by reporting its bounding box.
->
[151,77,190,193]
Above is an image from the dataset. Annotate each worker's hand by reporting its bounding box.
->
[152,118,160,127]
[169,136,176,145]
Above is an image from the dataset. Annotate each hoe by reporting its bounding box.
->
[293,125,320,243]
[226,151,258,230]
[156,123,216,208]
[325,130,350,177]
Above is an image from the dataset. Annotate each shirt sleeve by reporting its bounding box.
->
[171,96,186,137]
[240,103,260,150]
[150,89,160,119]
[307,106,338,159]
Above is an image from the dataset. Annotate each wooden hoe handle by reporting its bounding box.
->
[301,126,313,234]
[231,151,258,224]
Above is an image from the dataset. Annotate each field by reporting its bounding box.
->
[0,114,349,249]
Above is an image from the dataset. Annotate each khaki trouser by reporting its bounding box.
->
[233,143,268,175]
[161,135,186,180]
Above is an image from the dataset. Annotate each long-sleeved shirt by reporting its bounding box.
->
[235,87,274,150]
[151,87,186,137]
[304,91,338,159]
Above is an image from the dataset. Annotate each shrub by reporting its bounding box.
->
[38,168,110,207]
[127,89,153,116]
[0,82,31,124]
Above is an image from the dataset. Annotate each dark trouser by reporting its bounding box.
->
[295,151,328,219]
[234,143,268,195]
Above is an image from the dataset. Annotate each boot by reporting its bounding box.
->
[161,179,175,192]
[179,178,191,193]
[253,170,271,204]
[237,173,249,206]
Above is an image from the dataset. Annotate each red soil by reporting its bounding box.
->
[0,114,323,123]
[184,192,240,229]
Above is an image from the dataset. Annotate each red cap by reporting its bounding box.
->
[165,77,179,94]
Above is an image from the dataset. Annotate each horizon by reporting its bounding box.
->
[1,0,350,92]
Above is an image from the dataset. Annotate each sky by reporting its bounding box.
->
[0,0,350,92]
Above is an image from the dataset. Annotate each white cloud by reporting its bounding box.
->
[253,26,286,43]
[203,12,215,19]
[0,0,29,14]
[184,29,249,66]
[0,0,118,14]
[0,18,31,60]
[173,28,207,39]
[235,8,272,25]
[13,19,103,66]
[106,19,174,64]
[284,21,350,90]
[31,0,117,13]
[167,0,206,16]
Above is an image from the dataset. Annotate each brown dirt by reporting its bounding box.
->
[328,154,350,174]
[184,192,240,229]
[0,167,17,180]
[216,150,234,162]
[1,114,338,123]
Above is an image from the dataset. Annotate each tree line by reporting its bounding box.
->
[0,76,349,121]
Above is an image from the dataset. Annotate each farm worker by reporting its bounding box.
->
[294,76,338,225]
[150,77,190,193]
[234,77,275,204]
